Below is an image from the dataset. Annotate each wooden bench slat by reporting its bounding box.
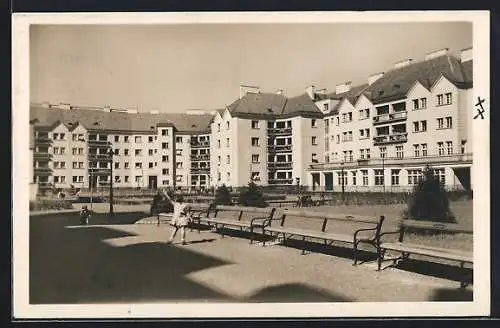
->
[216,205,274,214]
[278,209,379,224]
[380,242,473,263]
[205,218,253,228]
[266,226,355,244]
[401,219,473,234]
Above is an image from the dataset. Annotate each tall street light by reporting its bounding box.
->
[341,162,345,201]
[107,146,114,217]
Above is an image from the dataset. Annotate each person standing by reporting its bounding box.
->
[161,189,190,245]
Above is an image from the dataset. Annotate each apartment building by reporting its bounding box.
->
[29,104,212,194]
[308,47,473,192]
[211,85,325,189]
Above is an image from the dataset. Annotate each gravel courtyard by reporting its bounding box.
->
[29,203,473,304]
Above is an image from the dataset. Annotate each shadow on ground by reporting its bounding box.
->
[30,213,235,303]
[429,287,473,302]
[32,210,153,225]
[243,283,353,302]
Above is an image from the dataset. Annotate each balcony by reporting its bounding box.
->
[373,133,408,145]
[88,139,109,147]
[88,153,112,160]
[268,162,293,169]
[88,168,111,175]
[35,136,53,145]
[190,168,210,174]
[267,127,292,135]
[268,144,292,153]
[34,167,52,176]
[268,178,293,185]
[191,154,210,161]
[34,152,53,160]
[37,182,53,189]
[373,111,407,125]
[191,141,210,148]
[308,153,473,171]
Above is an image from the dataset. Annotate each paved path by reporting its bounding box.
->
[29,211,472,304]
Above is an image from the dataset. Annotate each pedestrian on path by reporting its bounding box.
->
[80,205,91,225]
[161,188,191,245]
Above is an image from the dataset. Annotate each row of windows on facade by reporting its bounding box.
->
[215,119,319,133]
[333,168,446,187]
[327,140,464,162]
[323,93,453,125]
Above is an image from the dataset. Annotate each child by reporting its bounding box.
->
[161,189,191,245]
[80,205,91,225]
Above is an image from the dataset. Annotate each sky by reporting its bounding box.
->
[30,22,472,113]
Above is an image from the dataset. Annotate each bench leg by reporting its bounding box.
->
[250,226,254,244]
[353,240,358,266]
[377,249,386,271]
[301,236,306,255]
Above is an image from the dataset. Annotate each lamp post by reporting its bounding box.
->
[341,162,345,201]
[107,147,114,217]
[382,155,385,194]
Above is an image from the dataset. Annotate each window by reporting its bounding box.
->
[162,155,167,162]
[312,136,317,145]
[217,123,221,132]
[72,176,78,183]
[135,176,142,183]
[226,121,230,130]
[438,142,444,156]
[311,119,317,128]
[413,121,419,132]
[217,140,221,148]
[217,172,221,181]
[413,120,427,132]
[251,172,260,181]
[226,138,230,147]
[359,128,370,139]
[446,141,453,155]
[446,116,453,129]
[123,176,129,182]
[135,149,142,156]
[312,153,318,163]
[352,171,357,186]
[396,146,404,159]
[336,116,340,126]
[412,99,419,110]
[461,140,467,154]
[114,162,119,169]
[162,142,168,149]
[413,144,420,157]
[361,170,368,186]
[72,162,78,169]
[148,149,153,156]
[336,135,340,144]
[135,136,141,143]
[60,147,65,155]
[53,133,59,140]
[422,143,428,156]
[176,162,183,169]
[360,149,365,159]
[176,149,182,156]
[413,97,427,110]
[115,136,119,142]
[161,129,168,136]
[251,120,259,129]
[433,168,446,185]
[445,92,452,105]
[226,155,230,164]
[149,136,154,143]
[72,148,78,155]
[359,108,370,119]
[379,146,387,158]
[227,172,230,181]
[408,169,423,185]
[148,162,153,168]
[391,170,400,185]
[337,172,348,186]
[124,149,129,156]
[374,170,384,186]
[421,120,427,132]
[251,137,260,146]
[54,176,59,183]
[135,162,142,169]
[176,136,182,143]
[252,154,259,163]
[437,94,444,106]
[162,169,169,175]
[437,118,444,129]
[366,149,371,159]
[420,98,427,109]
[124,136,129,143]
[217,156,221,165]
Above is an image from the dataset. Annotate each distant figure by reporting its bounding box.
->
[150,191,163,215]
[80,205,91,225]
[161,189,190,245]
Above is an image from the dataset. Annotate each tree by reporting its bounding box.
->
[405,166,456,223]
[238,182,268,208]
[214,184,232,205]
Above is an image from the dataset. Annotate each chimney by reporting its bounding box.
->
[394,59,413,69]
[425,48,449,61]
[335,82,351,94]
[368,72,384,85]
[275,89,285,96]
[58,102,72,110]
[239,84,260,99]
[460,47,472,62]
[305,85,315,99]
[316,88,327,95]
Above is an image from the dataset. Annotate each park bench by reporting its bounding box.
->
[377,219,473,288]
[200,205,276,244]
[262,209,385,265]
[157,202,213,228]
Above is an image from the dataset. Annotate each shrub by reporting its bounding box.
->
[405,166,456,224]
[238,182,268,208]
[29,199,74,211]
[214,184,232,205]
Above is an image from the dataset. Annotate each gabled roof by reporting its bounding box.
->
[282,93,323,117]
[461,60,473,84]
[30,105,212,134]
[364,55,471,104]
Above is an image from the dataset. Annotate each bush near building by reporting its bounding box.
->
[214,184,232,205]
[29,199,74,211]
[404,166,457,224]
[238,182,268,208]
